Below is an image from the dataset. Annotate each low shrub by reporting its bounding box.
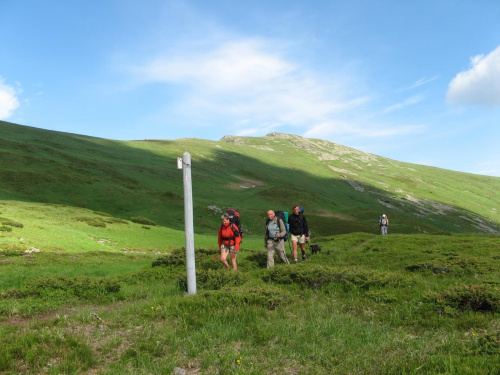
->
[107,218,129,224]
[152,250,185,267]
[263,265,411,290]
[152,248,218,268]
[0,244,25,255]
[178,269,248,291]
[1,220,24,228]
[130,216,156,226]
[0,287,27,299]
[468,331,500,355]
[117,267,182,285]
[75,217,107,227]
[364,289,398,303]
[430,284,500,313]
[406,256,493,275]
[242,250,268,269]
[0,226,12,232]
[200,285,294,309]
[24,275,121,298]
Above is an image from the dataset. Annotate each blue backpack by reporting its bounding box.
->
[273,211,289,241]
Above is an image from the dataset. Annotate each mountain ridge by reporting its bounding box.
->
[1,120,499,236]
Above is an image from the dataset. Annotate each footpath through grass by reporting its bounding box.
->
[0,233,499,374]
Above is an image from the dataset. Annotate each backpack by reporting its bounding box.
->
[226,208,243,240]
[380,216,388,226]
[273,210,289,241]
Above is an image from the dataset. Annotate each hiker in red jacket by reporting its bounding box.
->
[218,213,241,271]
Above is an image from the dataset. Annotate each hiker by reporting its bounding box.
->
[379,214,389,235]
[218,213,241,271]
[265,210,290,268]
[288,205,310,263]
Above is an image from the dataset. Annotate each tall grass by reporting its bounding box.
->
[1,233,498,374]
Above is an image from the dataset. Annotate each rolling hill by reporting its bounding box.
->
[1,120,499,239]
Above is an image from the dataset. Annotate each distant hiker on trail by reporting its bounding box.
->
[288,205,310,263]
[265,210,290,268]
[218,213,241,271]
[379,214,389,235]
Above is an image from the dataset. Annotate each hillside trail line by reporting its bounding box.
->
[350,238,376,251]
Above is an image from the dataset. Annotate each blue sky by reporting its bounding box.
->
[1,1,500,176]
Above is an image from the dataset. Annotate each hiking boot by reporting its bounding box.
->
[302,255,306,261]
[294,259,298,264]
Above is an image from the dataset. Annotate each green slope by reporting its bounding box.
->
[1,121,499,239]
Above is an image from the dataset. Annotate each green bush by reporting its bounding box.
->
[178,269,248,291]
[242,250,268,269]
[23,275,121,298]
[468,331,500,355]
[1,220,23,228]
[0,226,12,232]
[130,216,157,226]
[0,287,27,299]
[200,285,294,309]
[0,244,25,255]
[117,267,181,285]
[75,217,107,227]
[430,284,500,313]
[263,265,411,290]
[107,218,129,224]
[152,248,186,267]
[406,256,493,275]
[152,247,218,268]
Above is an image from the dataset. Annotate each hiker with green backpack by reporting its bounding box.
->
[264,210,290,268]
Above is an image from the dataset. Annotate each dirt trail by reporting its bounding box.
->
[350,237,376,251]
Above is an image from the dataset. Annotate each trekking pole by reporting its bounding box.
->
[306,230,311,255]
[287,237,293,259]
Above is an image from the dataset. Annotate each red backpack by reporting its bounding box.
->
[226,208,244,240]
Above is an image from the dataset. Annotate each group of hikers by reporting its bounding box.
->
[218,206,390,271]
[217,205,310,271]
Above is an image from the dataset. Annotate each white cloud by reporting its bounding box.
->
[0,78,20,119]
[131,39,369,133]
[136,40,294,91]
[304,121,426,139]
[399,76,438,92]
[447,46,500,107]
[381,95,424,114]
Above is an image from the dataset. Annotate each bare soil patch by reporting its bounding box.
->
[229,176,265,190]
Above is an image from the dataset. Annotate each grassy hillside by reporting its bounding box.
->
[1,120,498,240]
